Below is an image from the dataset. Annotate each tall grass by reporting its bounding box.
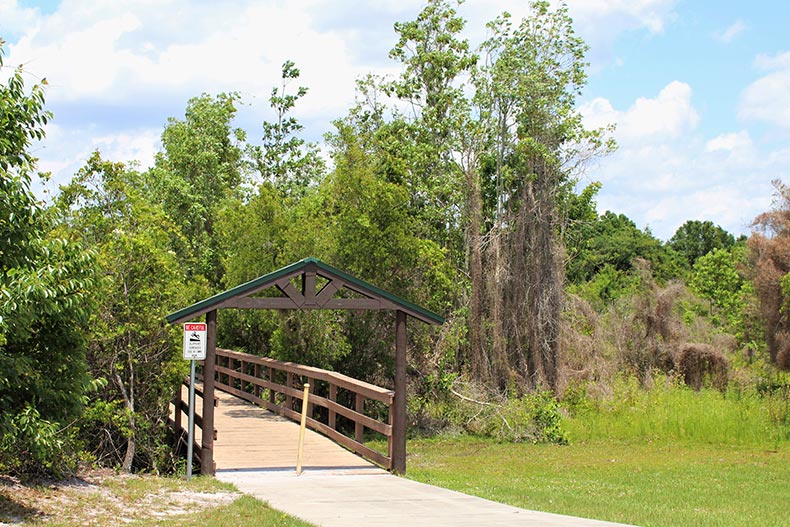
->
[564,374,790,446]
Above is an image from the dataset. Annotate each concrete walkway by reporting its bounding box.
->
[217,468,636,527]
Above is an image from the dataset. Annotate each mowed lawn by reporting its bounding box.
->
[404,437,790,527]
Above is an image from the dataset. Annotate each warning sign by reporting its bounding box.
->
[183,322,207,360]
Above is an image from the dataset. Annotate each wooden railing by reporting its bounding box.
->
[213,348,395,470]
[170,377,218,473]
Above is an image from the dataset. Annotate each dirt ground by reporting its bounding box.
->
[0,468,238,526]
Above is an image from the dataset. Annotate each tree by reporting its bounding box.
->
[149,93,246,288]
[0,39,96,478]
[669,220,736,268]
[247,60,325,198]
[567,211,684,287]
[473,3,610,390]
[374,0,611,391]
[690,245,756,345]
[56,153,190,472]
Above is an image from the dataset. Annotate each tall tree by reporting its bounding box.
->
[380,1,611,391]
[56,153,190,471]
[0,39,96,478]
[149,93,245,288]
[474,3,609,390]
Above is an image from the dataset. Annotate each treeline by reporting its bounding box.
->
[2,1,789,478]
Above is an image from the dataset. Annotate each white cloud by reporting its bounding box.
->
[739,51,790,129]
[705,131,752,152]
[568,0,677,35]
[0,0,40,40]
[580,83,781,239]
[457,0,678,72]
[91,129,160,170]
[581,81,698,143]
[714,20,746,43]
[6,0,367,121]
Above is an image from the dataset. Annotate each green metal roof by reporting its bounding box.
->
[166,257,445,325]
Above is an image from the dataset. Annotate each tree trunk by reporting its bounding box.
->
[115,365,136,472]
[466,165,489,383]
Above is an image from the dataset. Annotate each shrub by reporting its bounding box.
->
[0,406,79,480]
[411,379,568,444]
[677,343,729,391]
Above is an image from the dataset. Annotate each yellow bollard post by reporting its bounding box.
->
[296,383,310,475]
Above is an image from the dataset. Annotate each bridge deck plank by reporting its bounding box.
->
[209,389,385,473]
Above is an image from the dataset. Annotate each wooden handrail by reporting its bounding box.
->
[213,347,394,469]
[217,348,394,402]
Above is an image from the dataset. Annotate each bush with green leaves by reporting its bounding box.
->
[0,39,97,479]
[412,379,568,444]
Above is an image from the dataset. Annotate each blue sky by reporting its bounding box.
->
[2,0,788,240]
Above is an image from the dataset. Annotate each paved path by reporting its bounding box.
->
[217,468,636,527]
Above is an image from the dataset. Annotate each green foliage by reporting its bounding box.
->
[567,211,684,286]
[0,38,97,478]
[149,92,245,287]
[413,381,568,444]
[0,406,79,479]
[465,392,568,444]
[569,264,640,310]
[690,245,757,345]
[56,153,192,472]
[669,219,737,268]
[248,60,325,197]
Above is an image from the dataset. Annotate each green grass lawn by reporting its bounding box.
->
[403,436,790,527]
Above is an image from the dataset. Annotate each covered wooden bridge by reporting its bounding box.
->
[167,258,444,475]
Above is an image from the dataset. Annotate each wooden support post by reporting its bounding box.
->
[201,310,217,475]
[173,386,182,433]
[328,383,337,430]
[355,394,365,443]
[393,310,407,474]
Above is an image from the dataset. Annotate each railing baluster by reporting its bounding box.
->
[355,394,365,443]
[254,363,261,397]
[328,383,337,430]
[286,371,293,410]
[269,367,276,405]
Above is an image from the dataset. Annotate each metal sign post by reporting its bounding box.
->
[183,322,207,480]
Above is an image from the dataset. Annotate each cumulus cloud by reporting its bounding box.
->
[456,0,679,71]
[0,0,40,40]
[580,83,779,239]
[739,51,790,129]
[6,0,370,123]
[581,81,698,143]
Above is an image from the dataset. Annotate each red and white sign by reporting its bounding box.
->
[183,323,207,360]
